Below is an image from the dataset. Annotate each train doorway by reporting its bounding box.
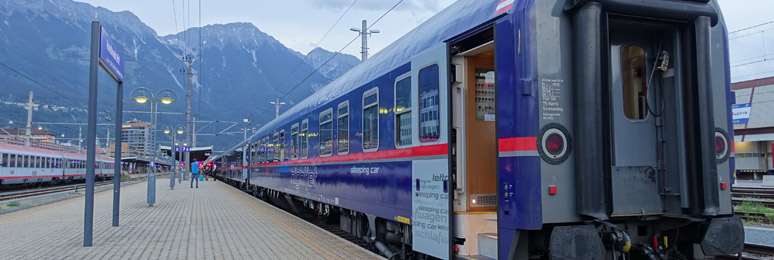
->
[608,27,666,216]
[450,27,498,257]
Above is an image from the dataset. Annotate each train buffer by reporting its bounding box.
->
[0,178,382,259]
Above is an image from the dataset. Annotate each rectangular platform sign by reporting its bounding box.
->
[732,103,751,124]
[98,26,124,82]
[412,159,450,259]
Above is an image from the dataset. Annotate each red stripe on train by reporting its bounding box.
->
[246,143,449,168]
[498,137,538,152]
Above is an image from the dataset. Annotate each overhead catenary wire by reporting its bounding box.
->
[172,0,184,57]
[0,42,86,108]
[729,20,774,34]
[249,0,403,125]
[245,0,358,124]
[198,0,202,117]
[0,61,82,108]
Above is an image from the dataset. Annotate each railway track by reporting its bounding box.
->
[734,211,773,225]
[716,243,774,260]
[732,199,774,208]
[732,187,774,200]
[0,181,113,202]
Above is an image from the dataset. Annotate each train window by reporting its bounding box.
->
[263,137,270,162]
[23,155,29,168]
[255,143,260,164]
[419,64,440,143]
[35,156,40,168]
[273,132,280,161]
[257,140,262,163]
[320,109,334,156]
[259,138,264,163]
[338,102,349,154]
[621,45,648,120]
[301,120,309,158]
[255,139,263,163]
[9,154,16,167]
[280,130,286,161]
[291,123,300,160]
[395,75,412,147]
[363,88,379,151]
[1,153,7,167]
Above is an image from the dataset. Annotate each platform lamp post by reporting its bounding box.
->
[130,87,177,206]
[163,125,184,190]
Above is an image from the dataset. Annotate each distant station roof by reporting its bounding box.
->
[160,146,213,163]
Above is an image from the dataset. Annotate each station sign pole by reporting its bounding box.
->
[85,20,124,247]
[112,82,123,227]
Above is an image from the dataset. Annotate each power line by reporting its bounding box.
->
[249,0,403,126]
[0,42,85,108]
[269,0,358,106]
[731,57,773,68]
[198,0,202,117]
[0,61,81,107]
[243,0,358,125]
[729,28,773,41]
[172,0,184,56]
[187,0,192,52]
[730,20,774,34]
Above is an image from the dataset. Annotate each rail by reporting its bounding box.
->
[716,243,774,260]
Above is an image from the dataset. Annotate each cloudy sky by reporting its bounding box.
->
[77,0,773,82]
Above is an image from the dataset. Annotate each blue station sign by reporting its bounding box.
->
[732,103,752,124]
[98,26,124,82]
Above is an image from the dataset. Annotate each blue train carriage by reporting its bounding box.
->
[211,0,743,259]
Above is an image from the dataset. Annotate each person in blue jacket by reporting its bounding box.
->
[191,162,199,188]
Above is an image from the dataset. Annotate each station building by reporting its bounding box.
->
[733,77,774,177]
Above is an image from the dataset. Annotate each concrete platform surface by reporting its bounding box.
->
[0,178,382,260]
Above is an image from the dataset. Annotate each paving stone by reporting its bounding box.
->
[0,178,382,260]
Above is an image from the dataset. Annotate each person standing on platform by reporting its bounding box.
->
[191,162,199,188]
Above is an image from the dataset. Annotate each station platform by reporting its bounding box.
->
[0,177,382,259]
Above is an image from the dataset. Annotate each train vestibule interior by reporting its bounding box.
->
[450,27,498,257]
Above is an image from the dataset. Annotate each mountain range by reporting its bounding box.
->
[0,0,360,149]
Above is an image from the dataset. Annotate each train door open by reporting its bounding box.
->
[449,26,498,258]
[408,43,452,260]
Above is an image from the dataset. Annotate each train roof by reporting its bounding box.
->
[0,142,113,162]
[254,0,501,137]
[0,142,64,157]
